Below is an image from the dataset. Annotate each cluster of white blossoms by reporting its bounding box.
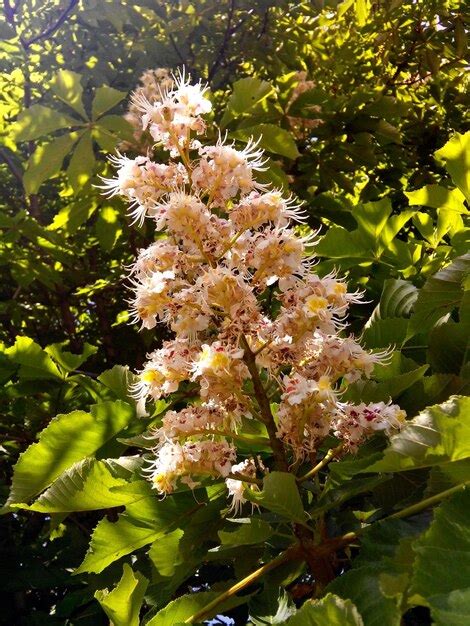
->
[104,71,406,512]
[120,68,174,152]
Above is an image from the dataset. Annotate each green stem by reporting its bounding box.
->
[333,480,470,548]
[227,471,263,486]
[183,546,300,624]
[297,444,344,483]
[387,480,470,521]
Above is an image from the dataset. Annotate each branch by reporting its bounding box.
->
[168,32,187,67]
[208,0,236,83]
[240,334,288,471]
[0,147,23,185]
[21,0,79,49]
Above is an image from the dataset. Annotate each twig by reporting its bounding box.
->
[208,0,236,83]
[0,147,23,185]
[21,0,79,49]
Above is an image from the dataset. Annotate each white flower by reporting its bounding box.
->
[192,137,267,206]
[99,154,185,225]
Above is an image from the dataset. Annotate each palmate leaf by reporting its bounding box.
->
[434,131,470,202]
[249,587,296,624]
[328,519,421,626]
[75,488,199,574]
[5,335,63,380]
[67,129,94,191]
[231,124,300,160]
[408,254,470,336]
[364,395,470,473]
[284,593,364,625]
[51,69,87,120]
[3,400,134,510]
[95,563,148,626]
[146,589,249,626]
[92,86,127,120]
[218,518,274,547]
[220,77,274,128]
[23,132,80,195]
[247,472,306,523]
[148,528,184,577]
[13,104,78,141]
[19,458,133,513]
[411,489,470,626]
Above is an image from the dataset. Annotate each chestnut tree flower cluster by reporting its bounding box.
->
[102,72,406,513]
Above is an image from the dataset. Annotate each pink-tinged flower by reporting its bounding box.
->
[155,402,231,441]
[132,338,199,404]
[247,228,308,287]
[132,71,211,155]
[98,153,185,225]
[191,342,250,415]
[225,458,263,514]
[152,191,212,249]
[146,438,236,494]
[300,332,391,384]
[129,239,183,279]
[276,373,338,459]
[129,270,176,329]
[332,402,406,451]
[192,137,267,206]
[230,191,306,231]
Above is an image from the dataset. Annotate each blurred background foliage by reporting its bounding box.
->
[0,0,468,624]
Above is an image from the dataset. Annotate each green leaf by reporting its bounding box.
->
[248,472,306,523]
[147,589,248,626]
[95,206,121,251]
[5,336,62,380]
[92,86,127,120]
[67,130,95,191]
[434,131,470,202]
[98,364,138,400]
[409,254,469,336]
[411,489,470,626]
[95,563,148,626]
[284,593,364,625]
[218,518,273,547]
[23,132,79,195]
[406,184,466,213]
[51,70,88,120]
[361,318,409,349]
[249,587,296,624]
[374,279,419,319]
[428,321,469,374]
[4,400,134,508]
[327,568,399,626]
[231,124,300,160]
[316,225,369,259]
[355,0,371,27]
[23,458,131,512]
[13,104,77,141]
[344,359,428,403]
[75,491,197,574]
[92,114,134,151]
[364,395,470,473]
[220,77,274,128]
[328,519,420,626]
[44,342,97,373]
[351,200,414,256]
[148,528,184,577]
